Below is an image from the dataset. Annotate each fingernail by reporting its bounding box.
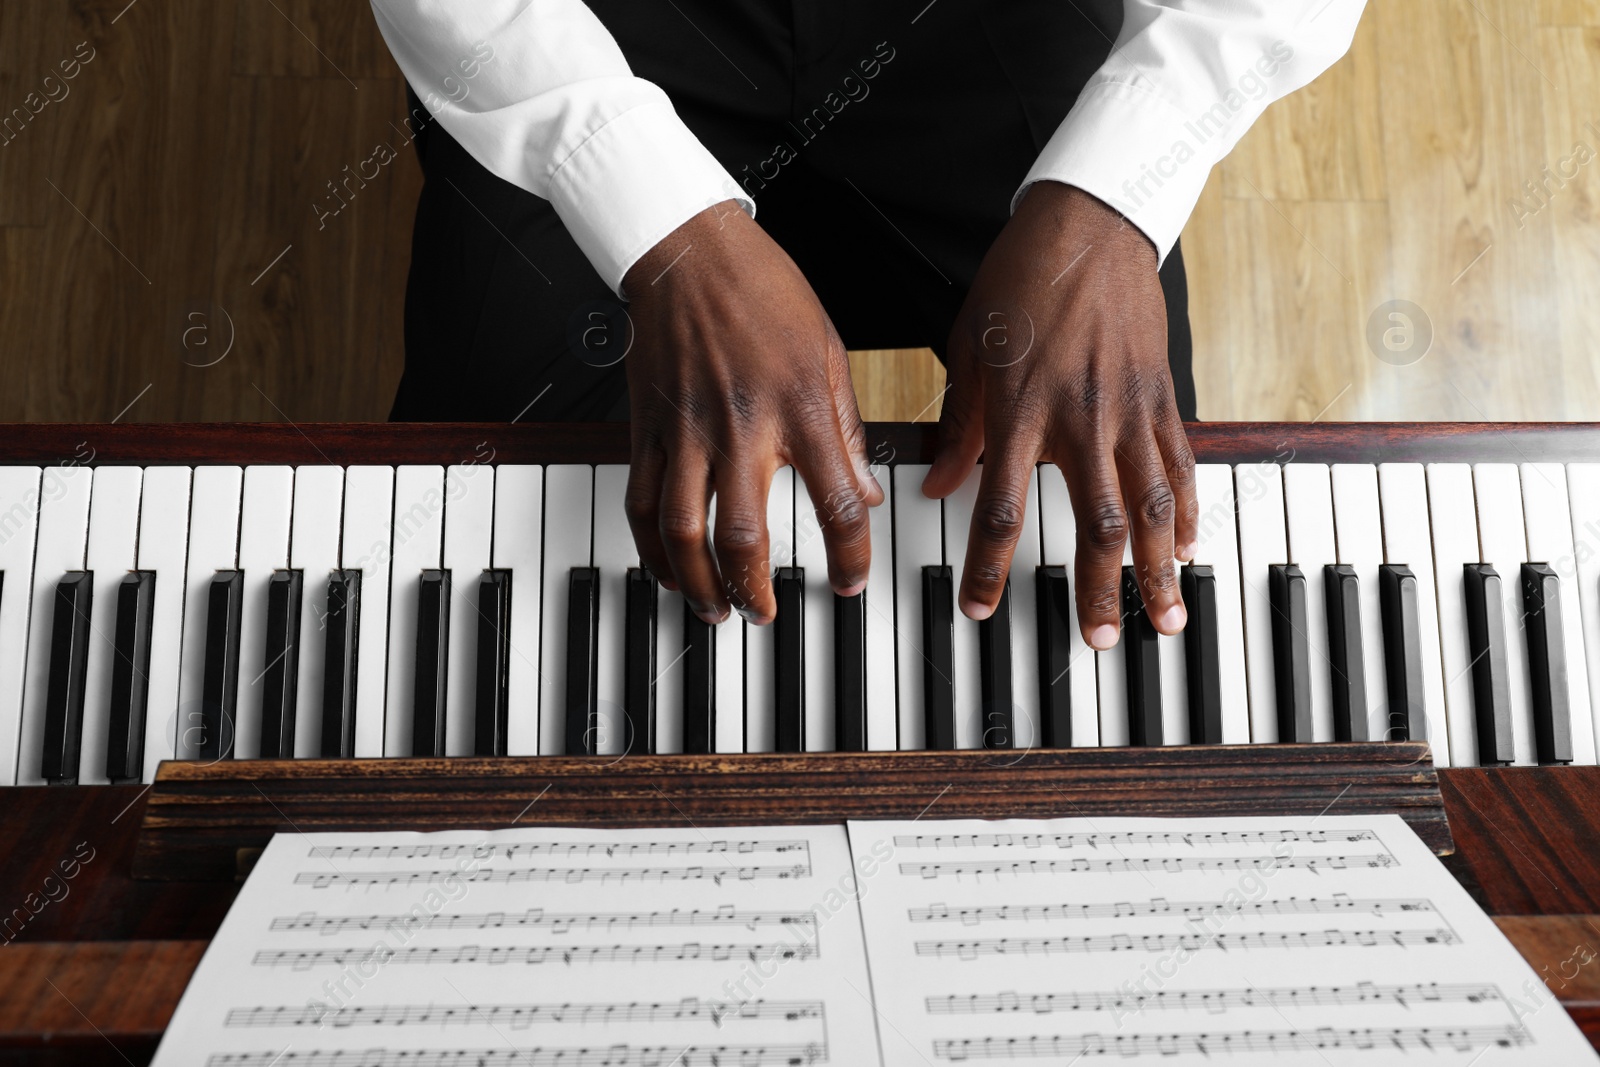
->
[1087,624,1119,650]
[1178,541,1198,561]
[660,578,679,592]
[1159,605,1187,633]
[736,606,769,625]
[696,605,729,625]
[839,580,868,598]
[961,597,994,622]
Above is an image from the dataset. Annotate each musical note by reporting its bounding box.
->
[900,855,1395,880]
[892,829,1382,851]
[927,1025,1530,1059]
[223,999,825,1030]
[203,1044,828,1066]
[306,840,812,862]
[293,863,811,889]
[252,941,822,970]
[925,982,1501,1017]
[268,908,818,936]
[907,896,1434,925]
[911,928,1458,960]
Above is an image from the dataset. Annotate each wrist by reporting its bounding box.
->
[1014,182,1157,268]
[622,199,748,302]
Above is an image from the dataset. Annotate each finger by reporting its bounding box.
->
[1156,403,1199,561]
[658,449,727,623]
[826,333,884,507]
[713,459,779,624]
[1062,447,1128,651]
[959,428,1042,620]
[624,429,676,590]
[923,337,983,500]
[1117,430,1185,635]
[790,421,874,597]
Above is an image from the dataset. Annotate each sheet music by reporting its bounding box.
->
[151,825,881,1066]
[846,814,1597,1066]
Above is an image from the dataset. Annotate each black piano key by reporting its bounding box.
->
[1521,562,1573,765]
[1378,564,1426,743]
[1268,563,1312,743]
[624,567,658,755]
[1121,566,1162,747]
[834,591,868,753]
[471,569,511,757]
[40,571,94,784]
[1035,566,1073,748]
[565,567,600,756]
[320,569,363,759]
[775,567,806,753]
[1463,563,1515,765]
[683,604,716,755]
[106,570,155,784]
[258,569,303,760]
[921,565,956,752]
[1180,564,1223,744]
[978,580,1013,750]
[199,569,243,762]
[1324,563,1369,742]
[411,568,451,758]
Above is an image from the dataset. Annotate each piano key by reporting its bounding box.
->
[135,467,192,783]
[1473,464,1536,766]
[539,465,592,756]
[1035,566,1074,747]
[1324,564,1369,742]
[1235,460,1287,742]
[0,467,40,785]
[1331,465,1391,743]
[624,567,658,755]
[655,580,686,755]
[704,492,744,756]
[743,467,793,754]
[1037,465,1098,747]
[176,466,242,762]
[320,569,362,759]
[774,566,806,753]
[1521,463,1596,764]
[1121,566,1162,746]
[1192,464,1250,744]
[1521,563,1572,764]
[438,464,491,758]
[864,465,897,752]
[257,569,302,759]
[1268,563,1312,743]
[1095,543,1133,748]
[232,466,293,761]
[411,568,451,758]
[944,466,983,749]
[1158,623,1189,747]
[40,572,94,784]
[1180,564,1223,744]
[1567,464,1600,763]
[682,603,715,755]
[1427,463,1483,764]
[384,466,444,757]
[77,465,142,784]
[490,464,542,757]
[105,571,155,784]
[1006,470,1043,751]
[893,464,939,751]
[978,580,1014,750]
[834,592,867,752]
[18,464,91,784]
[1463,563,1515,765]
[921,565,956,752]
[340,466,395,759]
[1378,565,1427,743]
[1282,463,1336,741]
[289,466,344,758]
[199,570,244,762]
[565,566,600,755]
[1380,464,1450,763]
[794,477,833,751]
[472,569,510,757]
[593,465,633,757]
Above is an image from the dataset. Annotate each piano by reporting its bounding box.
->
[0,421,1598,1063]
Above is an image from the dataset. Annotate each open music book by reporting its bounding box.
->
[152,814,1595,1066]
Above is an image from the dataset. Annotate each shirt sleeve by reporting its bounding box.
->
[370,0,752,296]
[1015,0,1367,264]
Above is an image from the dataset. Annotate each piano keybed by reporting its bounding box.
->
[3,422,1600,787]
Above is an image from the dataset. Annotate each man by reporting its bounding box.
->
[370,0,1363,650]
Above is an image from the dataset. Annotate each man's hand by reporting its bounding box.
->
[923,182,1197,649]
[622,200,883,626]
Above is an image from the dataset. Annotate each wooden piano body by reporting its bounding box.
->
[0,421,1597,1064]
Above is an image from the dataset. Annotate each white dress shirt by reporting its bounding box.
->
[371,0,1365,294]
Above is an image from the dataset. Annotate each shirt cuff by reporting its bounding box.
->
[545,99,753,297]
[1013,81,1213,266]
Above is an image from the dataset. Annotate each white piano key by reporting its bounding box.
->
[1566,464,1600,764]
[1427,463,1482,766]
[1005,471,1044,751]
[0,467,41,785]
[1095,542,1134,749]
[744,467,793,754]
[289,467,346,758]
[137,467,192,783]
[1158,632,1188,745]
[944,466,983,749]
[1283,464,1337,742]
[384,466,444,757]
[1332,464,1391,743]
[592,464,632,757]
[539,465,593,755]
[1521,462,1596,764]
[705,488,745,755]
[175,466,243,761]
[440,463,492,757]
[18,465,93,784]
[1377,463,1451,764]
[794,475,833,751]
[340,466,395,759]
[491,465,543,757]
[1037,464,1098,748]
[865,471,897,752]
[78,466,143,785]
[1235,460,1287,742]
[1474,463,1536,766]
[1193,464,1250,744]
[892,464,938,751]
[233,466,293,761]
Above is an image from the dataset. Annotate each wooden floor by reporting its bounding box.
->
[1,1,1596,424]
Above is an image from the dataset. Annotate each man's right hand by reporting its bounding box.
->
[622,201,883,626]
